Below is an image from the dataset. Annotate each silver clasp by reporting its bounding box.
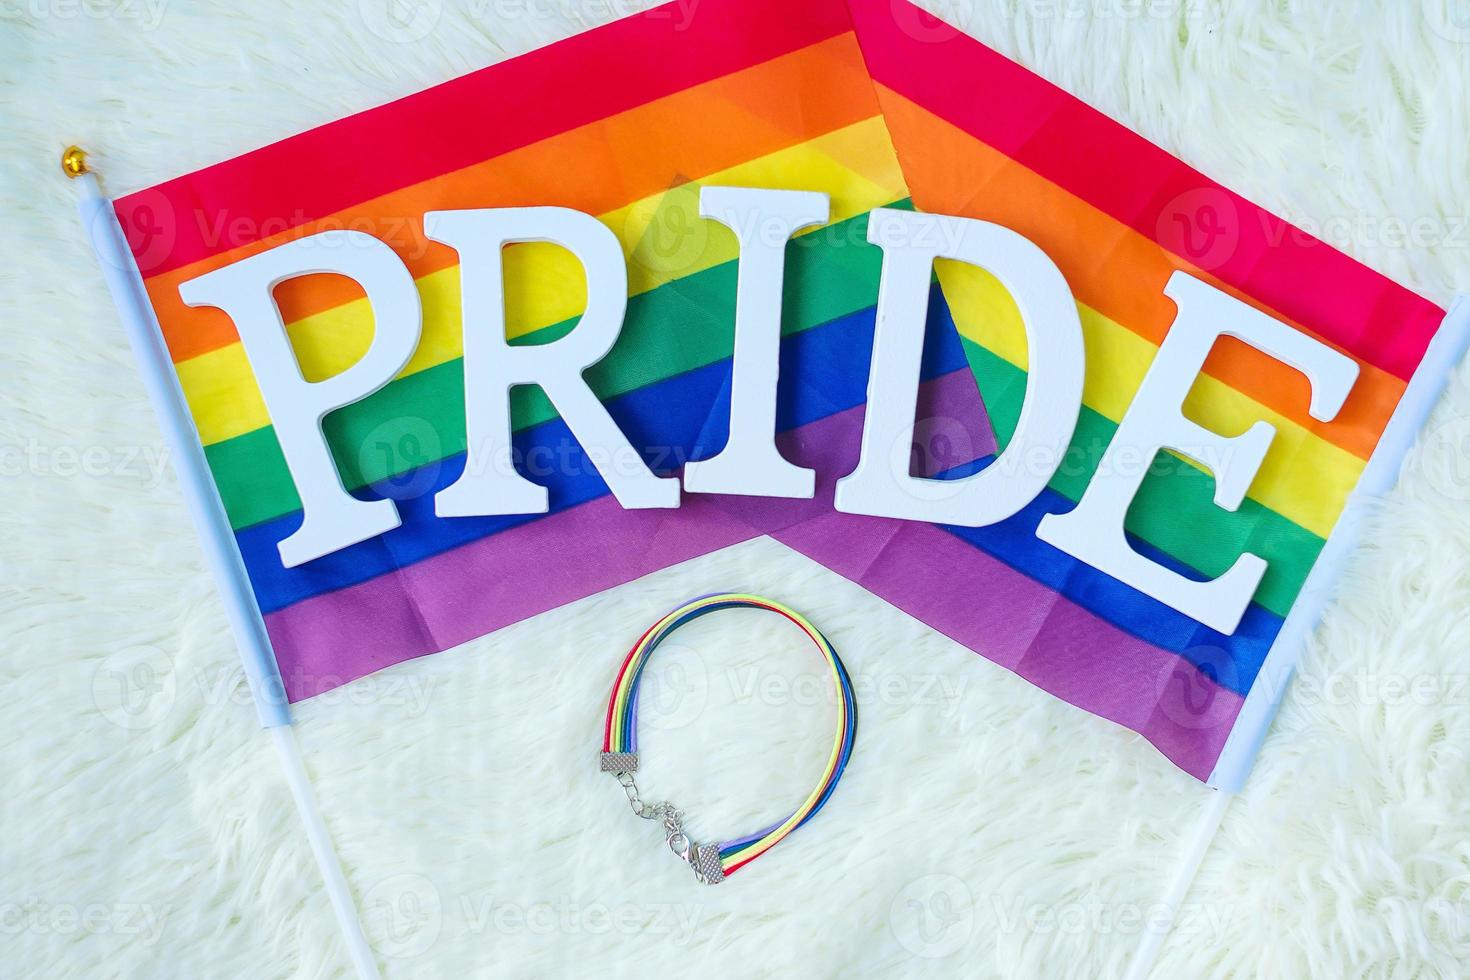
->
[662,807,692,863]
[612,771,720,884]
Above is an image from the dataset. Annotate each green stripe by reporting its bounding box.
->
[959,337,1325,619]
[204,204,906,531]
[200,194,1327,619]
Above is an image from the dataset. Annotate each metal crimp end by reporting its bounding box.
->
[692,843,725,885]
[600,751,639,774]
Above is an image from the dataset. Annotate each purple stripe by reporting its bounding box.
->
[263,363,1237,778]
[266,367,991,699]
[769,515,1242,779]
[266,490,768,699]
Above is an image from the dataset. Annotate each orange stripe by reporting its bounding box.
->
[875,87,1402,460]
[145,34,880,363]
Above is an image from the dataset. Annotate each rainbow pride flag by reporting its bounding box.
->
[110,0,990,703]
[97,0,1467,788]
[842,0,1466,785]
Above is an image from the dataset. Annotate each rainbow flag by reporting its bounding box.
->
[841,0,1467,785]
[97,0,1467,788]
[110,0,990,702]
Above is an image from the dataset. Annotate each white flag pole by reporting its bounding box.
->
[1122,789,1232,980]
[64,147,381,980]
[271,726,382,979]
[1209,293,1470,791]
[1124,293,1470,980]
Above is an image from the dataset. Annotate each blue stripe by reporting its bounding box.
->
[932,457,1281,696]
[240,271,1280,700]
[239,285,969,612]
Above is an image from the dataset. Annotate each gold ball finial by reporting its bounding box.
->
[61,145,90,179]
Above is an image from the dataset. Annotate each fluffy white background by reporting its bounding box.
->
[4,0,1470,977]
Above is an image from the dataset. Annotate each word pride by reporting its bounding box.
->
[182,189,1358,636]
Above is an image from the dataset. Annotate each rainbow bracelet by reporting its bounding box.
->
[600,593,858,884]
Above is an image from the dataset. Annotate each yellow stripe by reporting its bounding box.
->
[178,117,906,447]
[936,262,1362,539]
[719,597,845,867]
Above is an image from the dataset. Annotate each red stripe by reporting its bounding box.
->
[603,622,660,752]
[115,0,853,278]
[845,0,1445,380]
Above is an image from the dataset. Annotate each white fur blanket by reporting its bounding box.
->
[4,1,1470,977]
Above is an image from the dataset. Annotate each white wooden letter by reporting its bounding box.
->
[427,207,679,517]
[1036,271,1359,634]
[835,209,1085,526]
[682,186,830,498]
[178,230,422,567]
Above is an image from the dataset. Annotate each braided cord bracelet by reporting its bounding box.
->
[600,593,857,884]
